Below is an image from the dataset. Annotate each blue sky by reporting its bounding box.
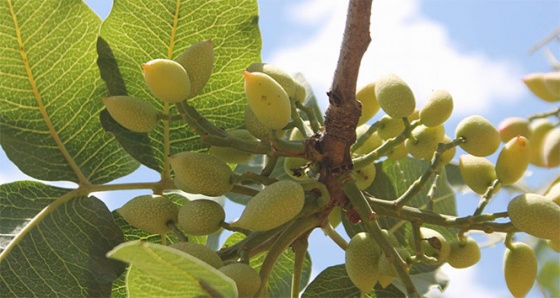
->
[3,0,559,297]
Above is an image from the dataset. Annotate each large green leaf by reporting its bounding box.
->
[0,0,138,184]
[107,241,237,298]
[98,0,261,172]
[223,232,313,297]
[0,182,125,297]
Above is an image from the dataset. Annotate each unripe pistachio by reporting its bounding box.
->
[547,238,560,253]
[542,127,560,168]
[244,71,291,130]
[378,274,395,289]
[219,263,261,298]
[455,115,500,157]
[143,58,191,103]
[118,195,178,235]
[244,105,270,140]
[377,115,405,140]
[545,180,560,205]
[415,227,451,263]
[356,82,380,126]
[375,73,416,118]
[102,96,159,133]
[378,248,410,277]
[447,236,481,268]
[385,142,408,161]
[170,152,233,196]
[169,242,223,268]
[523,72,560,102]
[439,135,456,165]
[230,180,304,231]
[208,129,256,164]
[354,125,383,155]
[345,232,381,293]
[377,110,419,140]
[498,117,532,143]
[508,193,560,240]
[495,136,531,185]
[247,62,296,98]
[284,157,311,181]
[352,162,376,190]
[503,242,537,298]
[178,199,225,236]
[419,90,453,127]
[405,124,445,160]
[176,40,214,99]
[459,155,499,195]
[529,118,554,167]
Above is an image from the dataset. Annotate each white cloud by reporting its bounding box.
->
[269,0,524,117]
[427,264,508,298]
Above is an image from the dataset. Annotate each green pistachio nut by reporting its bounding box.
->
[143,58,191,103]
[455,115,500,157]
[507,193,560,240]
[170,152,233,196]
[419,90,454,127]
[176,40,214,99]
[178,199,225,236]
[459,155,499,195]
[169,242,223,268]
[356,82,381,126]
[244,71,291,130]
[523,72,560,102]
[102,95,159,133]
[447,236,481,269]
[230,180,304,231]
[405,124,445,160]
[345,232,381,293]
[498,117,532,143]
[246,62,296,98]
[118,194,178,235]
[503,242,537,298]
[528,118,554,167]
[375,73,416,118]
[495,136,531,185]
[542,127,560,168]
[219,263,261,298]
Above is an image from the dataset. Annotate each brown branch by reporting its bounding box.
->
[314,0,373,213]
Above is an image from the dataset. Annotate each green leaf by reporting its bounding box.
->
[0,0,138,184]
[0,182,125,297]
[302,264,374,298]
[98,0,261,172]
[107,240,237,298]
[223,233,313,297]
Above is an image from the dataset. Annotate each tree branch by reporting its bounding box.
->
[317,0,373,211]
